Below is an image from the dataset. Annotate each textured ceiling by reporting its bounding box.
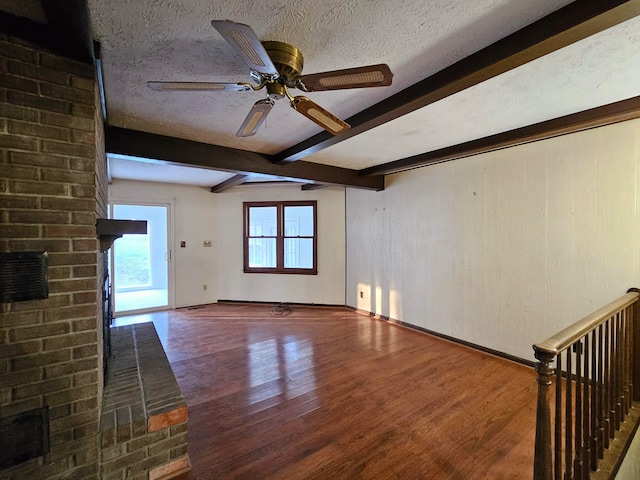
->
[108,155,235,188]
[108,154,301,187]
[83,1,640,183]
[307,15,640,169]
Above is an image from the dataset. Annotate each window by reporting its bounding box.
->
[244,201,317,274]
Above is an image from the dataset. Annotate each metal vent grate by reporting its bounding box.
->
[0,251,48,303]
[0,406,50,470]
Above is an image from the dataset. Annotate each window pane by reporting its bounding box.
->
[284,238,313,269]
[284,206,314,237]
[249,238,276,268]
[249,207,277,236]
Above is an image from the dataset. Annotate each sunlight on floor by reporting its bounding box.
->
[114,288,168,314]
[112,311,170,344]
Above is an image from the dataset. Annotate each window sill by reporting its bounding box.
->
[243,268,317,275]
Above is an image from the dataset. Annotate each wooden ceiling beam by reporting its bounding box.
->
[39,0,94,63]
[210,174,249,193]
[0,10,48,48]
[0,7,93,64]
[359,95,640,176]
[300,184,328,191]
[273,0,640,164]
[105,127,384,191]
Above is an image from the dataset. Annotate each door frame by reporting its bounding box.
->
[108,197,176,316]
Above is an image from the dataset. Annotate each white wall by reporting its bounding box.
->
[216,184,346,305]
[109,180,346,307]
[109,179,218,308]
[346,118,640,361]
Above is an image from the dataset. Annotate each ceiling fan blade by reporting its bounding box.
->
[147,81,252,92]
[236,99,275,137]
[290,96,350,136]
[297,64,393,92]
[211,20,278,77]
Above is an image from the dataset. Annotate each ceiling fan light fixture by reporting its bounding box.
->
[237,98,275,137]
[290,96,350,135]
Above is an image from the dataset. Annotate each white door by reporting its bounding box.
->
[110,203,172,315]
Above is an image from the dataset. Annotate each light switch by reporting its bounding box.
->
[180,241,186,248]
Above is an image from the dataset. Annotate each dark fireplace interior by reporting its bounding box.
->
[102,252,112,381]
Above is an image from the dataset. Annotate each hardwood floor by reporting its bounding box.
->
[125,303,538,479]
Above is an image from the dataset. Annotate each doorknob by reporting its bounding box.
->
[164,251,171,261]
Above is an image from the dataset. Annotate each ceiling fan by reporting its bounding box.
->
[147,20,393,137]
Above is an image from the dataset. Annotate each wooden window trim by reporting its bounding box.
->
[243,200,318,275]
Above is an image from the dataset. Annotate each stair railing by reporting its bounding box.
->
[533,289,640,480]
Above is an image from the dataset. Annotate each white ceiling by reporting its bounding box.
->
[10,1,640,187]
[306,16,640,169]
[108,154,298,187]
[88,0,569,152]
[108,154,235,187]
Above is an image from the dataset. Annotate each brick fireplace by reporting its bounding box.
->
[1,25,188,480]
[0,31,105,479]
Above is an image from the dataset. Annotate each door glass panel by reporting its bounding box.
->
[115,234,150,288]
[112,204,169,313]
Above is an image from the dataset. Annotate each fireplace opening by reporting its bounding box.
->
[102,252,112,382]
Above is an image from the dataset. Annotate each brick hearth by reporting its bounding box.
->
[100,323,189,479]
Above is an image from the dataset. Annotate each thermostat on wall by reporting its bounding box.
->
[203,240,212,247]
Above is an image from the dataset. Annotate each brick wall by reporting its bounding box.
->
[94,67,107,408]
[0,33,104,479]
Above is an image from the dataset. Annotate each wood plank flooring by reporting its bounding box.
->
[125,303,538,479]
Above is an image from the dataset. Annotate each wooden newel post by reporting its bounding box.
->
[533,347,555,480]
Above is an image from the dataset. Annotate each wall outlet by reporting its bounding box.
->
[360,291,364,299]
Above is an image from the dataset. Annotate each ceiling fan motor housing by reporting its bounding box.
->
[263,41,304,83]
